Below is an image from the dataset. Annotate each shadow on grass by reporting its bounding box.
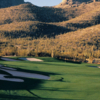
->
[32,62,81,68]
[88,65,99,68]
[0,75,46,98]
[0,62,60,75]
[0,66,60,90]
[0,65,82,100]
[0,80,80,99]
[0,94,80,100]
[0,66,62,99]
[55,58,82,64]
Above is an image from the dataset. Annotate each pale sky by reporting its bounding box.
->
[24,0,62,7]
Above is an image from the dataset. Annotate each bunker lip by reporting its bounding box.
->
[0,65,50,82]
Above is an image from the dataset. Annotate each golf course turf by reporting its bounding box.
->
[0,57,100,100]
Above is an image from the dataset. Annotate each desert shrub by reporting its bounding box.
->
[38,52,51,57]
[28,50,38,57]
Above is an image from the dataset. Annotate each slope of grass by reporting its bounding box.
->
[0,2,100,38]
[0,58,100,100]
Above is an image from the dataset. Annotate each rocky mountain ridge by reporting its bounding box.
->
[55,0,100,8]
[0,1,100,38]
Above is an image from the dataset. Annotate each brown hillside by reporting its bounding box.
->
[52,2,100,31]
[0,24,100,58]
[0,1,100,59]
[0,2,100,38]
[0,21,70,38]
[0,2,100,24]
[0,4,38,25]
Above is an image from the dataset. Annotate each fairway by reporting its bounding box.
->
[0,57,100,100]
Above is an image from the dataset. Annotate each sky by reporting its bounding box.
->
[24,0,62,7]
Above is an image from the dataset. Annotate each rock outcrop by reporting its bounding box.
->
[55,0,100,8]
[0,0,24,8]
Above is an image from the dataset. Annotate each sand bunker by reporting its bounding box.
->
[19,58,43,62]
[1,57,19,61]
[0,74,24,82]
[1,57,43,62]
[1,68,50,80]
[0,65,50,82]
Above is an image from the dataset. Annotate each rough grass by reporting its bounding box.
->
[0,57,100,100]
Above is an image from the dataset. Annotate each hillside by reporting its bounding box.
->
[0,1,100,59]
[1,24,100,59]
[1,2,100,24]
[0,2,100,38]
[53,2,100,30]
[0,21,70,38]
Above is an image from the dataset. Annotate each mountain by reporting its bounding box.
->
[0,0,24,8]
[0,0,99,38]
[0,1,100,38]
[55,0,100,8]
[0,0,100,59]
[53,2,100,31]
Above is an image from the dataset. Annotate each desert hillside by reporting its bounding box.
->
[0,0,100,61]
[0,2,100,38]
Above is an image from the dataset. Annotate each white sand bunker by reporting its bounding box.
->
[1,57,43,62]
[0,74,24,82]
[19,58,43,62]
[0,65,50,82]
[1,57,19,61]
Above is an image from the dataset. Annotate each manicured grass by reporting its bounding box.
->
[0,57,100,100]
